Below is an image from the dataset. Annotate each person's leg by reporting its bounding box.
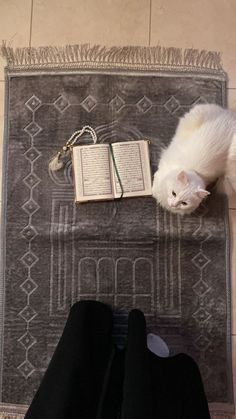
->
[100,347,125,419]
[121,308,210,419]
[172,353,211,419]
[149,349,211,419]
[25,300,114,419]
[121,309,153,419]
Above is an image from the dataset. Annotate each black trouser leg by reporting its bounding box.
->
[121,308,210,419]
[121,309,153,419]
[25,300,114,419]
[149,346,211,418]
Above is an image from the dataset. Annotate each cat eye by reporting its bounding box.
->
[172,191,176,197]
[181,201,187,206]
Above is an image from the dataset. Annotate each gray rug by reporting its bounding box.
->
[0,44,234,418]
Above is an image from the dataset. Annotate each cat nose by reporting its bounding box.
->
[168,198,175,207]
[168,198,178,208]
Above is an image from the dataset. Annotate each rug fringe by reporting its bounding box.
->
[1,41,223,72]
[0,403,28,418]
[0,410,232,419]
[210,411,234,418]
[0,411,232,419]
[209,402,235,418]
[211,416,233,419]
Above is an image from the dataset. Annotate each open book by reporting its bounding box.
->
[72,140,152,202]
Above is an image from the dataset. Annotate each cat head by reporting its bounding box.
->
[152,170,210,215]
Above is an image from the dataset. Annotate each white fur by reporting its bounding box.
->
[152,104,236,215]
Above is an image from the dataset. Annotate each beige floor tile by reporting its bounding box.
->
[0,0,32,79]
[150,0,236,87]
[0,60,5,81]
[0,0,31,42]
[229,194,236,210]
[229,210,236,335]
[228,89,236,111]
[31,0,150,47]
[229,196,236,210]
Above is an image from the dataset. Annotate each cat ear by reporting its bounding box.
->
[196,188,210,199]
[177,171,188,185]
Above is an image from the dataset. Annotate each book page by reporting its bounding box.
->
[72,144,114,202]
[111,140,152,198]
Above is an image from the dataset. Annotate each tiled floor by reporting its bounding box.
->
[0,0,236,415]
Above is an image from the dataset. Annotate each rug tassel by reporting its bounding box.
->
[49,152,65,171]
[211,416,232,419]
[49,147,71,171]
[1,41,223,72]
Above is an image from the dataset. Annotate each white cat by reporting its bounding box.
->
[152,104,236,215]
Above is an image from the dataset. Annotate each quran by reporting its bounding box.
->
[72,140,152,202]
